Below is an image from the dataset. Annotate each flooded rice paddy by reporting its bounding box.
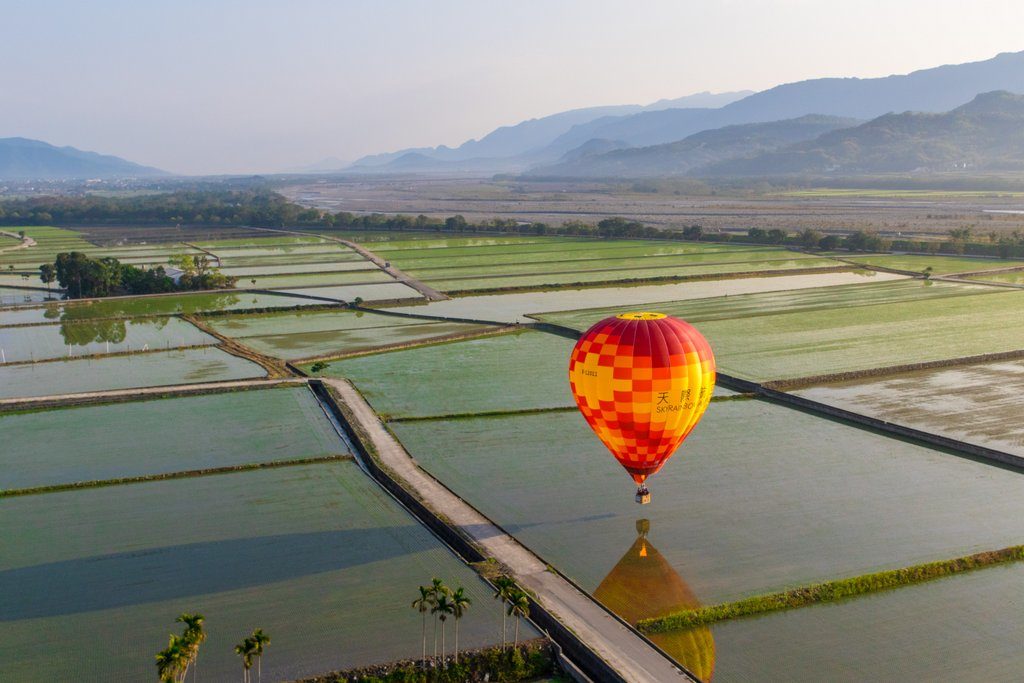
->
[0,463,513,681]
[0,387,345,490]
[796,359,1024,456]
[0,347,265,399]
[0,317,215,362]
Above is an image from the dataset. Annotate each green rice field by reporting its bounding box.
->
[538,280,1024,381]
[273,282,423,302]
[424,258,845,292]
[795,359,1024,457]
[0,291,328,326]
[706,562,1024,681]
[211,309,495,360]
[843,253,1024,274]
[0,317,214,362]
[0,463,513,681]
[385,271,901,323]
[233,269,395,289]
[404,249,828,277]
[0,387,345,491]
[0,348,265,399]
[319,330,577,417]
[390,400,1024,606]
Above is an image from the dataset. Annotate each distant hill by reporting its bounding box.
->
[703,91,1024,176]
[341,50,1024,176]
[533,51,1024,162]
[346,90,752,172]
[530,115,860,178]
[0,138,167,179]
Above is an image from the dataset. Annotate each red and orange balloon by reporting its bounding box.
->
[568,312,715,502]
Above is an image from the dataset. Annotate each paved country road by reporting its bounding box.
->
[324,378,696,683]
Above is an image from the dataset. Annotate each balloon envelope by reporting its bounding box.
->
[568,312,715,484]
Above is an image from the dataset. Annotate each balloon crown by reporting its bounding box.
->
[615,311,667,320]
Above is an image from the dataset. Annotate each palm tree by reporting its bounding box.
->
[432,594,453,663]
[428,578,449,660]
[450,587,472,664]
[507,590,530,649]
[492,576,515,649]
[176,613,205,683]
[234,637,256,683]
[155,634,188,683]
[411,585,433,667]
[250,629,271,683]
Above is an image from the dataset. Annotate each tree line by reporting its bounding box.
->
[46,252,234,298]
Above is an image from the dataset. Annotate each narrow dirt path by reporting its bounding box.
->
[324,378,695,683]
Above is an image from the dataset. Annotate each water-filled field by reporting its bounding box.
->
[385,271,903,323]
[213,252,370,267]
[796,360,1024,456]
[195,236,331,248]
[424,258,846,292]
[0,387,344,491]
[320,330,577,417]
[391,401,1024,606]
[211,245,356,259]
[274,282,423,302]
[233,269,395,289]
[844,253,1024,274]
[0,292,327,327]
[706,562,1024,681]
[0,288,52,306]
[0,317,214,362]
[0,463,512,681]
[539,280,1024,381]
[220,261,381,276]
[0,348,265,399]
[394,245,796,270]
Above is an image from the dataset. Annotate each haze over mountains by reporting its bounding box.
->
[347,50,1024,177]
[0,138,166,180]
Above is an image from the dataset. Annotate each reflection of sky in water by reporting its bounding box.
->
[594,520,715,682]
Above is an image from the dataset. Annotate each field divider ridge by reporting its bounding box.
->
[638,543,1024,633]
[0,454,354,498]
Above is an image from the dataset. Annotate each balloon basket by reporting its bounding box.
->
[635,486,651,505]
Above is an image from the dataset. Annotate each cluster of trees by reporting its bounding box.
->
[46,252,234,299]
[411,578,474,667]
[409,575,530,674]
[154,613,207,683]
[154,614,269,683]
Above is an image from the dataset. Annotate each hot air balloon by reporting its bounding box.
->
[568,312,715,504]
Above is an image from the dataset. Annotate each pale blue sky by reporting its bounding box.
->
[2,0,1022,174]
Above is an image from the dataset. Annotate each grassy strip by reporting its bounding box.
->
[638,544,1024,633]
[0,454,353,498]
[386,394,751,423]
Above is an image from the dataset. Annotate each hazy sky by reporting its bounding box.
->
[3,0,1023,175]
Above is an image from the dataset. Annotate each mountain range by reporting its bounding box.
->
[346,50,1024,176]
[0,138,166,180]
